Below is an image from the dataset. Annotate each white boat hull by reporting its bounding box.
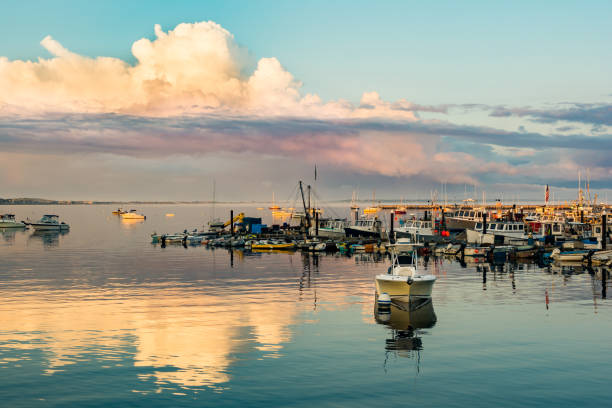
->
[0,222,26,228]
[30,224,69,231]
[375,274,436,299]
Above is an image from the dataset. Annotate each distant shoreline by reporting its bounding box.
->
[0,197,591,206]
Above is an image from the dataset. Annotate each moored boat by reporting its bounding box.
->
[375,251,436,301]
[28,215,70,231]
[120,209,146,219]
[0,214,26,228]
[251,240,296,250]
[551,248,589,262]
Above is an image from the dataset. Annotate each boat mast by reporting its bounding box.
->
[211,178,216,222]
[299,181,311,229]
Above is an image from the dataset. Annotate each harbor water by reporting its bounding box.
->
[1,205,611,407]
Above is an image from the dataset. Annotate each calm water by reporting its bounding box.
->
[1,205,610,407]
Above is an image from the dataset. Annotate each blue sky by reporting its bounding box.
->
[0,1,610,201]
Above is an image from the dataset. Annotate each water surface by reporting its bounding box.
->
[1,205,610,407]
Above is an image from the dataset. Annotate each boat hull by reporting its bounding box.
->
[30,223,69,231]
[251,243,295,250]
[0,222,26,228]
[344,227,381,239]
[312,228,346,239]
[446,217,477,231]
[375,275,435,299]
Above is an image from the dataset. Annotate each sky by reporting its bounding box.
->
[0,0,611,202]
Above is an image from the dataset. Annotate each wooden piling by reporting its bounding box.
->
[390,212,394,244]
[602,213,607,250]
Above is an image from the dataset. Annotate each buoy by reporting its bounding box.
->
[165,213,175,217]
[377,292,392,307]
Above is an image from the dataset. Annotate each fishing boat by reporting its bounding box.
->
[375,251,436,301]
[120,209,146,219]
[473,220,526,239]
[344,218,384,239]
[394,219,438,242]
[111,208,126,215]
[445,202,486,231]
[311,219,349,238]
[0,214,26,228]
[28,215,70,231]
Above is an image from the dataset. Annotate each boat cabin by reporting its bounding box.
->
[475,221,524,233]
[0,214,17,221]
[452,209,485,219]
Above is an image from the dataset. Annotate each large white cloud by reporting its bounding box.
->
[0,21,417,120]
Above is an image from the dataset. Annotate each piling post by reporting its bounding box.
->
[390,212,394,244]
[581,210,584,223]
[441,206,446,230]
[602,213,607,250]
[483,212,487,235]
[230,210,234,237]
[315,209,319,237]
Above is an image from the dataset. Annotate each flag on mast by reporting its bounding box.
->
[545,184,549,205]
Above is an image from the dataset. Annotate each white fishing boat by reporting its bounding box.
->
[28,215,70,231]
[394,219,438,242]
[120,209,146,219]
[344,218,384,239]
[0,214,26,228]
[473,220,526,239]
[445,203,486,230]
[375,251,436,301]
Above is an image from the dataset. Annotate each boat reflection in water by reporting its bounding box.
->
[1,228,27,244]
[120,218,145,228]
[28,229,69,247]
[375,297,436,357]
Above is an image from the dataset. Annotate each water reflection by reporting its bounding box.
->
[28,229,69,247]
[120,218,146,228]
[375,298,436,358]
[1,227,27,244]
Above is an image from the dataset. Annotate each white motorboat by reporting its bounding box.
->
[375,251,436,301]
[0,214,26,228]
[120,209,146,219]
[28,214,70,231]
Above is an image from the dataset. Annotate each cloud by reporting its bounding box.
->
[1,20,610,200]
[0,21,419,121]
[489,104,612,126]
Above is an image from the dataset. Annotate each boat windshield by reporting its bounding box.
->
[397,254,413,266]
